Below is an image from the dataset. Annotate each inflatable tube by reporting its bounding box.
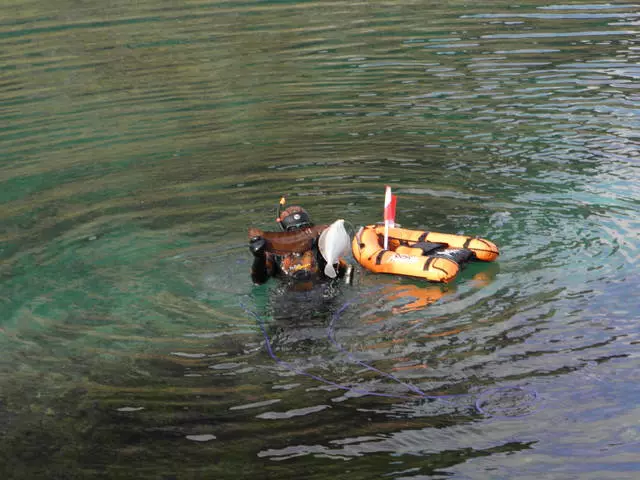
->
[352,225,499,283]
[248,225,328,255]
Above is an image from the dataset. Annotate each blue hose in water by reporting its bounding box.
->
[241,293,539,416]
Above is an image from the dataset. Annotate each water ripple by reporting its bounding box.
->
[1,1,639,478]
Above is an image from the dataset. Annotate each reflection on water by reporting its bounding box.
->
[1,0,639,478]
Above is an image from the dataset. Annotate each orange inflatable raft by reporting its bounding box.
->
[352,225,499,283]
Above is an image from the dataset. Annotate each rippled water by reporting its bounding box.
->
[1,1,639,478]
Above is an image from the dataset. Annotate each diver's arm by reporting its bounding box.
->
[336,258,349,278]
[249,236,274,284]
[251,257,275,284]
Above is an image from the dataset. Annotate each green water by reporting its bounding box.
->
[1,1,639,478]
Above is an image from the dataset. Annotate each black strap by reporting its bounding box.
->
[417,232,430,243]
[413,241,446,255]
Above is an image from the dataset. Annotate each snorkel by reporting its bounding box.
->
[276,196,287,231]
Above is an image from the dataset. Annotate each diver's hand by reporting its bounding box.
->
[249,236,266,257]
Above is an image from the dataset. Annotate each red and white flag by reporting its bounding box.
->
[383,186,397,249]
[384,185,397,226]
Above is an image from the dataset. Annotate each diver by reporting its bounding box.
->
[248,200,352,287]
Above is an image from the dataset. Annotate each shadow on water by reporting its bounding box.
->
[257,280,345,354]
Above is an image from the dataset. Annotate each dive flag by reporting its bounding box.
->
[384,186,397,226]
[383,186,397,250]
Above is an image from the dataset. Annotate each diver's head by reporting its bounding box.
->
[278,206,313,231]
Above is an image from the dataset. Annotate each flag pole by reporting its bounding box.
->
[383,186,396,250]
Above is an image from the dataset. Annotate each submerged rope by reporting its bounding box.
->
[243,302,418,400]
[241,292,540,416]
[326,297,478,403]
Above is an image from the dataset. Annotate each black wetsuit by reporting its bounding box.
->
[251,237,347,286]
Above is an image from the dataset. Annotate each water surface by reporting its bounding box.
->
[1,1,639,478]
